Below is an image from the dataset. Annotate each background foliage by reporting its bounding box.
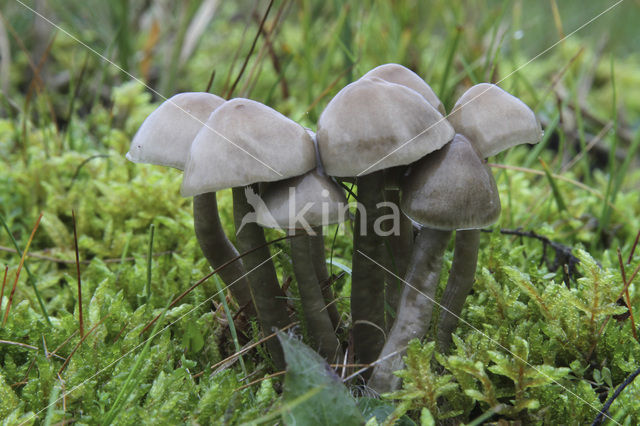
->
[1,0,640,424]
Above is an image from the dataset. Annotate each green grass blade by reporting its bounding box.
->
[540,159,567,213]
[145,223,155,303]
[213,274,248,378]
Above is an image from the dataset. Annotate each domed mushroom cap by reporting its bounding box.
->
[362,63,445,115]
[448,83,542,158]
[401,134,501,230]
[126,92,225,170]
[256,170,348,231]
[181,98,316,196]
[317,77,454,177]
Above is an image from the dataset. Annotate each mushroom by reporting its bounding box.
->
[126,92,254,314]
[435,83,543,351]
[368,134,501,393]
[447,83,542,158]
[182,98,316,367]
[362,63,445,115]
[255,168,348,362]
[359,63,444,316]
[317,76,454,366]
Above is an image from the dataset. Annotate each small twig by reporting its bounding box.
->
[72,210,83,338]
[0,339,38,350]
[252,1,289,99]
[0,213,51,324]
[0,246,173,264]
[11,356,37,388]
[0,339,65,361]
[617,248,637,340]
[591,365,640,425]
[0,265,7,306]
[628,229,640,265]
[481,227,579,284]
[112,321,130,343]
[210,322,298,373]
[2,212,43,327]
[587,259,640,361]
[204,70,216,93]
[50,329,79,359]
[140,235,295,335]
[69,154,110,187]
[234,370,286,392]
[57,372,67,412]
[299,63,356,120]
[64,50,90,146]
[488,163,616,210]
[225,0,274,99]
[239,0,290,98]
[615,263,640,305]
[58,314,111,375]
[560,121,613,173]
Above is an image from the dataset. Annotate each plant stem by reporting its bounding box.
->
[145,223,154,304]
[368,227,451,393]
[0,213,51,325]
[436,229,480,352]
[193,192,254,314]
[232,186,290,368]
[291,232,343,362]
[351,171,386,367]
[308,231,340,329]
[382,188,414,326]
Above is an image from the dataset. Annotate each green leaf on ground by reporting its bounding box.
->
[277,331,364,425]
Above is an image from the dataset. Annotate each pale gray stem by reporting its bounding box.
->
[291,233,344,362]
[232,186,290,368]
[351,172,387,367]
[368,227,452,394]
[308,231,340,329]
[436,229,480,352]
[382,188,414,327]
[193,192,254,315]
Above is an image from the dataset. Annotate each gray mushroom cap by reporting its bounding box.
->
[317,77,454,177]
[362,63,445,115]
[126,92,225,170]
[256,169,348,231]
[401,133,501,230]
[181,98,316,196]
[448,83,542,158]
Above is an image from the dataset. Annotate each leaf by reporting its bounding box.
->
[278,332,364,426]
[358,398,416,426]
[419,408,435,426]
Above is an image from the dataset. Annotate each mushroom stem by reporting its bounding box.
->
[193,192,254,315]
[436,229,480,352]
[232,186,290,368]
[368,227,452,393]
[290,232,344,362]
[308,231,341,329]
[351,171,387,367]
[382,188,414,327]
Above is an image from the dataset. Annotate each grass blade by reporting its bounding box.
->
[213,274,248,377]
[539,159,567,213]
[72,210,83,338]
[145,223,155,304]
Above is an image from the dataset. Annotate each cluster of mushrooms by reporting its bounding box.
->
[126,63,542,394]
